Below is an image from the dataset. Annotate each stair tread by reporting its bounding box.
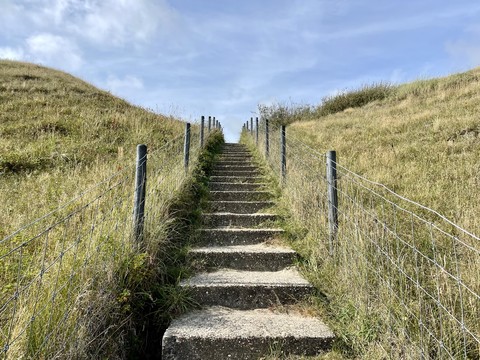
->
[164,306,334,339]
[181,268,310,287]
[190,243,295,254]
[199,227,284,232]
[202,212,276,216]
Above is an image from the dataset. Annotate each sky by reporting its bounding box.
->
[1,0,480,142]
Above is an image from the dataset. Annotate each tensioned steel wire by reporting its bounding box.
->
[0,126,209,359]
[246,122,479,359]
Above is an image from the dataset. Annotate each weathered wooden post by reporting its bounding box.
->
[208,116,212,132]
[184,123,191,171]
[133,144,147,243]
[280,125,286,183]
[255,117,259,146]
[250,117,253,135]
[213,116,216,129]
[246,121,249,131]
[326,150,339,255]
[265,118,270,157]
[200,115,205,148]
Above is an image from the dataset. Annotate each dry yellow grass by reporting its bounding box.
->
[0,60,206,358]
[290,68,480,232]
[243,68,480,359]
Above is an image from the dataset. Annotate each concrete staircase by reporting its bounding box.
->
[162,143,334,359]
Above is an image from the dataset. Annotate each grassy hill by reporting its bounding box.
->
[0,61,217,359]
[246,68,480,359]
[0,60,185,237]
[280,68,480,233]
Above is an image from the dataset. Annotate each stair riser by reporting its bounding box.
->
[183,285,313,310]
[202,214,276,227]
[197,229,283,246]
[214,161,254,166]
[210,191,271,202]
[208,183,264,191]
[162,337,333,360]
[213,165,257,171]
[210,201,273,213]
[211,170,260,177]
[188,252,296,271]
[209,176,262,184]
[218,158,253,163]
[219,152,251,156]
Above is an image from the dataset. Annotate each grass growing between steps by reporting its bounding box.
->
[123,130,224,359]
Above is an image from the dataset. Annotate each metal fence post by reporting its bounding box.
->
[184,123,191,171]
[133,144,147,243]
[326,150,339,255]
[208,116,212,132]
[265,118,270,157]
[200,115,205,148]
[281,125,286,183]
[255,117,259,146]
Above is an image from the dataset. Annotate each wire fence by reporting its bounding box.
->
[244,119,479,359]
[0,120,222,359]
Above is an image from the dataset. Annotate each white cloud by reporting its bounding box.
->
[0,47,24,60]
[26,33,83,71]
[69,0,179,46]
[1,0,181,49]
[105,74,144,93]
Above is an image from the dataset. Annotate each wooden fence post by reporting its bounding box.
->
[200,115,205,148]
[326,150,339,255]
[265,119,270,157]
[281,125,286,183]
[133,144,147,243]
[255,117,259,146]
[184,123,191,171]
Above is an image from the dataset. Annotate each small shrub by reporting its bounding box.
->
[317,83,394,117]
[257,102,316,126]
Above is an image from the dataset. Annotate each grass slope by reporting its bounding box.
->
[0,60,198,358]
[0,60,184,237]
[248,68,480,359]
[291,68,480,233]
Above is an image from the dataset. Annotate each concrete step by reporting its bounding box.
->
[218,155,253,161]
[180,268,314,309]
[188,243,296,271]
[210,200,274,213]
[222,144,247,148]
[209,176,263,184]
[220,152,251,157]
[210,190,271,202]
[213,164,258,171]
[211,169,260,177]
[214,160,254,166]
[162,307,334,360]
[208,182,266,191]
[196,228,283,246]
[202,212,276,227]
